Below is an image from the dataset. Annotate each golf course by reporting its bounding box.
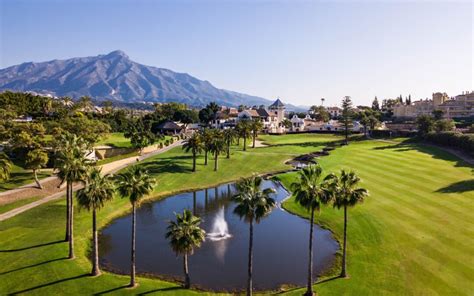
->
[0,134,472,295]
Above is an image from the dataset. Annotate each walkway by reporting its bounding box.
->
[0,140,183,221]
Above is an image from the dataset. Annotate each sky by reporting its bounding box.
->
[0,0,472,107]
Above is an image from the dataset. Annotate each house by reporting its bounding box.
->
[156,121,183,135]
[327,107,342,118]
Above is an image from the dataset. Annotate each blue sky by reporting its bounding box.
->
[1,0,472,106]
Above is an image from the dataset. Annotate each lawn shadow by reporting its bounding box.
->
[0,256,68,275]
[140,156,193,175]
[138,286,181,295]
[10,274,88,295]
[435,179,474,193]
[0,239,63,253]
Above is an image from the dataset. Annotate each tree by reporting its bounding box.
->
[290,165,332,296]
[25,148,49,189]
[174,109,199,128]
[326,170,368,278]
[368,115,379,132]
[182,133,203,172]
[250,120,264,148]
[199,128,213,165]
[416,115,435,136]
[371,96,380,111]
[208,129,225,171]
[77,96,94,112]
[55,133,90,256]
[115,166,156,287]
[432,109,444,121]
[233,175,276,296]
[236,120,251,151]
[281,118,292,129]
[223,128,236,159]
[124,118,157,154]
[341,96,353,144]
[76,168,114,276]
[0,152,12,181]
[166,209,205,288]
[435,119,455,132]
[309,106,330,122]
[359,115,370,137]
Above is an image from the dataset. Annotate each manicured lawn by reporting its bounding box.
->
[259,133,344,146]
[277,140,474,295]
[95,151,139,166]
[0,135,472,295]
[0,196,42,214]
[0,163,51,192]
[96,132,132,148]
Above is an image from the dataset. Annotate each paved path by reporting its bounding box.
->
[0,141,183,222]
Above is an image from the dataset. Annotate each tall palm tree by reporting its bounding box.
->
[182,133,203,172]
[208,129,226,171]
[290,165,332,296]
[76,168,115,276]
[223,128,236,159]
[0,152,12,181]
[199,128,213,165]
[166,209,205,288]
[236,120,251,151]
[327,170,368,278]
[115,166,156,287]
[56,134,90,259]
[250,120,264,148]
[233,175,276,296]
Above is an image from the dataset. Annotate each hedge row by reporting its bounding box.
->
[424,132,474,156]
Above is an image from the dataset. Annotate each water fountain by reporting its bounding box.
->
[206,207,232,241]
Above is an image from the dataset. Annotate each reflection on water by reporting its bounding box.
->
[99,179,339,291]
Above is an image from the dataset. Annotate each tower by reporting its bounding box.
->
[269,98,286,124]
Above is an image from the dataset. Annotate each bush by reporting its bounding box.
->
[424,132,474,156]
[159,142,163,149]
[164,140,170,146]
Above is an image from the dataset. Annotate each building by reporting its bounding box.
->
[327,107,342,118]
[393,91,474,119]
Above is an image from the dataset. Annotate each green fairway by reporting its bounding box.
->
[0,162,51,192]
[0,135,472,295]
[277,140,474,295]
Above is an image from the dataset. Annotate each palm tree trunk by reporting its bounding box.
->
[192,151,196,172]
[204,149,208,165]
[252,132,256,148]
[130,202,137,287]
[184,254,190,288]
[247,220,254,296]
[65,181,70,241]
[243,136,247,151]
[226,141,230,159]
[91,209,101,276]
[33,169,42,189]
[305,208,315,296]
[214,152,218,171]
[341,205,348,278]
[68,183,75,259]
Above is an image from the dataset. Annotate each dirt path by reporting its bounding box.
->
[0,140,183,221]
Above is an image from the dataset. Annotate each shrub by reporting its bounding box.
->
[159,142,163,149]
[164,140,170,146]
[424,132,474,156]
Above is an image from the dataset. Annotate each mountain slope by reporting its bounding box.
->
[0,50,302,109]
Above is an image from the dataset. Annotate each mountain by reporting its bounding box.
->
[0,50,305,110]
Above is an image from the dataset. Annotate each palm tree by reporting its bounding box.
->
[290,165,332,296]
[233,175,276,296]
[182,133,203,172]
[250,120,264,148]
[328,170,368,278]
[115,166,156,287]
[222,128,236,159]
[76,168,114,276]
[199,128,213,165]
[0,152,12,181]
[166,209,205,288]
[236,120,251,151]
[208,129,226,171]
[56,134,90,258]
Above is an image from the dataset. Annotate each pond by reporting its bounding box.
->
[99,179,339,292]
